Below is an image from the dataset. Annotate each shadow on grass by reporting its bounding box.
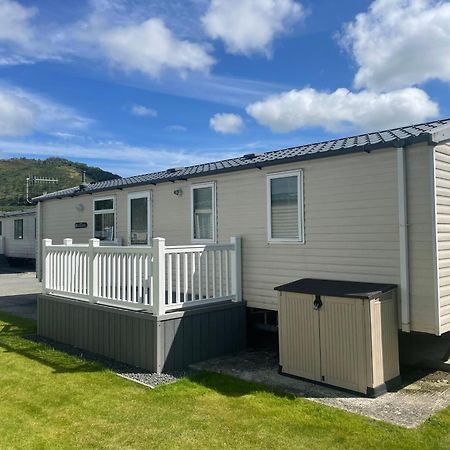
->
[186,370,298,401]
[0,312,102,374]
[0,309,441,405]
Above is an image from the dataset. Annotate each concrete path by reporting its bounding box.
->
[0,271,40,320]
[192,349,450,428]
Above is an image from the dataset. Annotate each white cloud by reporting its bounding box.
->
[0,0,36,46]
[165,125,187,132]
[130,104,157,117]
[210,113,245,134]
[0,2,215,78]
[0,0,63,64]
[0,89,38,136]
[49,132,78,139]
[202,0,304,56]
[0,85,93,137]
[342,0,450,90]
[96,18,214,78]
[246,87,438,133]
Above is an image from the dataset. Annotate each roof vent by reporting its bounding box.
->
[79,170,89,191]
[242,153,256,160]
[167,167,184,173]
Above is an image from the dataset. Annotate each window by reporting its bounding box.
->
[128,192,151,245]
[191,183,216,242]
[93,197,115,241]
[14,219,23,240]
[267,170,304,242]
[0,221,2,236]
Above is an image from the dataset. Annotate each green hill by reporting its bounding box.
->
[0,157,120,211]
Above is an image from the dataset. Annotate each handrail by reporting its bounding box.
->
[42,236,242,314]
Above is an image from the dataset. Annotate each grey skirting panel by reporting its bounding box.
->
[37,294,246,373]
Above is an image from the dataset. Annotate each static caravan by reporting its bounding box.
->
[34,118,450,390]
[0,209,36,265]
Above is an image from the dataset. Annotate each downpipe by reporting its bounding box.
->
[397,146,411,332]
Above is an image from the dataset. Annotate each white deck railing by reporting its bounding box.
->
[42,236,242,315]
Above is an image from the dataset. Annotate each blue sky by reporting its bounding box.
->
[0,0,449,176]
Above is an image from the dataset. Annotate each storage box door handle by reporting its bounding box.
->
[313,295,323,310]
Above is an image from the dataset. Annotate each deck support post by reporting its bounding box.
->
[152,237,166,316]
[230,236,242,302]
[42,238,52,294]
[88,238,100,303]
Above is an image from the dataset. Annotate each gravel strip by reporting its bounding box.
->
[25,334,189,388]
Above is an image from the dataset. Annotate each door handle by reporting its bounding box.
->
[313,295,323,310]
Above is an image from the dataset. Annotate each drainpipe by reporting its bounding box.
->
[397,146,411,332]
[37,201,42,281]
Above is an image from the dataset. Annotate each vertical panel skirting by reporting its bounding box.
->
[38,294,158,371]
[157,301,246,372]
[37,295,246,373]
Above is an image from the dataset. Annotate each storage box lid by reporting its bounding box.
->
[274,278,396,300]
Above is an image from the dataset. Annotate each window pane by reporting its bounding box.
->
[130,197,148,245]
[14,219,23,240]
[95,213,115,241]
[194,187,212,210]
[94,199,114,211]
[193,186,213,240]
[270,176,299,239]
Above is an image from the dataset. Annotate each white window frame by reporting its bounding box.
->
[93,196,116,243]
[267,170,304,243]
[127,191,152,245]
[191,182,217,243]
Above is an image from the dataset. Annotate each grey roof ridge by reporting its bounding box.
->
[0,208,36,217]
[33,117,450,202]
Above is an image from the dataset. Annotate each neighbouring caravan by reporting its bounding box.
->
[0,209,36,265]
[33,118,450,385]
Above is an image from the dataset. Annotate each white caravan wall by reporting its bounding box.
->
[0,212,36,259]
[38,143,438,333]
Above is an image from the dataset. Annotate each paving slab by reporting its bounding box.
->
[0,271,40,320]
[191,349,450,428]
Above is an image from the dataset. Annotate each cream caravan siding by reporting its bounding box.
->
[434,142,450,333]
[406,145,436,333]
[40,195,93,244]
[38,143,437,333]
[0,213,36,259]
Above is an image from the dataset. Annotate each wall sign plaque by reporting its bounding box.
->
[75,222,88,229]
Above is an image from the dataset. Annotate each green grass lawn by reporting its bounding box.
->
[0,312,449,450]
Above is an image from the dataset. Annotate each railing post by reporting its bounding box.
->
[42,239,52,294]
[63,239,73,294]
[152,237,166,316]
[88,238,100,303]
[230,236,242,302]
